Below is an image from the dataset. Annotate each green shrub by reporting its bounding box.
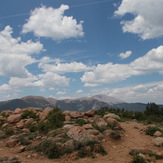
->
[75,140,107,158]
[77,147,92,158]
[21,110,38,120]
[110,131,121,140]
[0,157,21,163]
[46,107,65,130]
[92,123,107,132]
[0,131,6,139]
[26,123,38,132]
[35,139,63,159]
[132,156,146,163]
[107,122,118,130]
[17,135,31,145]
[148,151,162,160]
[75,119,87,126]
[95,108,108,116]
[145,126,162,136]
[1,112,9,118]
[37,121,51,134]
[129,149,140,156]
[5,129,14,136]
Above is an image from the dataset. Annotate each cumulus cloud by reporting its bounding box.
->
[39,57,94,74]
[22,5,84,41]
[76,90,83,94]
[37,72,69,87]
[0,26,44,77]
[119,50,132,59]
[81,46,163,86]
[91,81,163,103]
[115,0,163,40]
[56,91,66,95]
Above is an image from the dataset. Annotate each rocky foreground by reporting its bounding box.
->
[0,107,163,163]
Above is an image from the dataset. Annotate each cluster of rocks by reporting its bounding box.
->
[0,107,123,160]
[145,125,163,147]
[129,149,163,162]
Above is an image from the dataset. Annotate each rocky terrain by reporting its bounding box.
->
[0,107,163,163]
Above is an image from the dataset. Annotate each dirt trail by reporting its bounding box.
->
[0,121,162,163]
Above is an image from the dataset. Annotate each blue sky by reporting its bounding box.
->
[0,0,163,103]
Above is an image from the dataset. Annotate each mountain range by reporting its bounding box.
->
[0,94,160,112]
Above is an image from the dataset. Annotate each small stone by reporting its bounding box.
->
[153,137,163,146]
[138,153,146,159]
[83,124,93,129]
[6,139,18,148]
[154,131,163,137]
[17,146,26,153]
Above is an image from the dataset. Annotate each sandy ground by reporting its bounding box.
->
[0,121,162,163]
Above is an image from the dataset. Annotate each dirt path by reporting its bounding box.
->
[0,121,162,163]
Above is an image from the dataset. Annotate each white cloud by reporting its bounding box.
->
[39,57,94,74]
[91,81,163,103]
[81,46,163,86]
[22,5,84,41]
[115,0,163,40]
[119,50,132,59]
[49,87,55,91]
[37,72,69,87]
[56,91,66,95]
[0,84,11,91]
[81,63,134,86]
[76,90,83,94]
[0,26,44,78]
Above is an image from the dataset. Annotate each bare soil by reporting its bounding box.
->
[0,121,162,163]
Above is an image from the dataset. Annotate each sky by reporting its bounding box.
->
[0,0,163,103]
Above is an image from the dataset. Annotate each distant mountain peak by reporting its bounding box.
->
[92,94,125,105]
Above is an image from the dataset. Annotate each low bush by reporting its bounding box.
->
[37,121,51,134]
[110,131,121,140]
[21,110,38,120]
[145,126,162,136]
[35,139,63,159]
[75,140,107,158]
[75,119,87,126]
[132,156,146,163]
[148,151,162,160]
[5,128,14,136]
[92,123,107,132]
[17,135,31,145]
[26,123,38,132]
[46,107,65,130]
[107,122,118,130]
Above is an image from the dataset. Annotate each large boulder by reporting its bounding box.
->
[65,115,71,121]
[69,111,82,118]
[67,126,98,145]
[7,114,22,123]
[96,118,107,127]
[103,113,120,120]
[39,107,53,120]
[83,124,93,129]
[16,120,26,129]
[14,108,23,114]
[84,110,95,117]
[63,110,71,115]
[87,129,100,135]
